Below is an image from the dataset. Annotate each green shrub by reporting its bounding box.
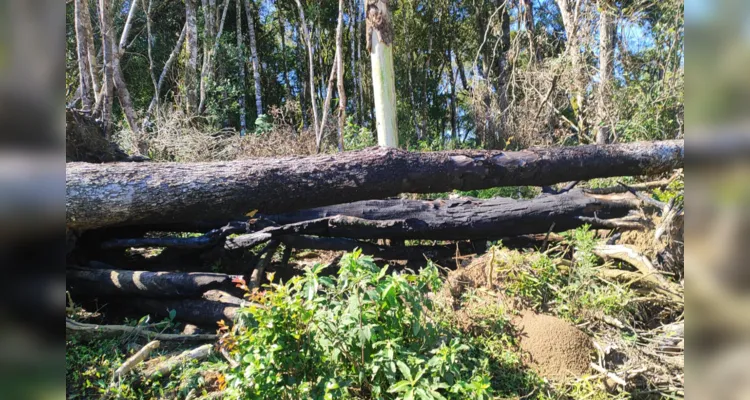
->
[223,251,500,399]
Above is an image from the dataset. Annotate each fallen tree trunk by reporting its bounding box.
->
[227,189,643,248]
[67,267,241,298]
[67,140,683,230]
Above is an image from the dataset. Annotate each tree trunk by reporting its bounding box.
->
[294,0,320,139]
[236,0,247,135]
[198,0,230,114]
[244,0,263,117]
[227,189,642,245]
[367,0,398,147]
[279,13,290,96]
[596,0,616,144]
[349,0,359,127]
[98,0,115,136]
[74,0,94,111]
[80,0,101,105]
[185,0,200,114]
[111,0,140,133]
[66,140,684,230]
[145,24,188,120]
[335,0,347,152]
[522,0,538,63]
[67,267,240,298]
[449,49,458,143]
[356,0,365,127]
[316,59,338,152]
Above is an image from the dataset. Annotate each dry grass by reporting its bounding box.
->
[114,106,320,162]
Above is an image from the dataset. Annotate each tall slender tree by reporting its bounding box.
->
[336,0,347,152]
[113,0,140,133]
[244,0,263,117]
[237,0,247,135]
[98,0,114,136]
[185,0,200,114]
[596,0,617,144]
[295,0,320,138]
[73,0,94,111]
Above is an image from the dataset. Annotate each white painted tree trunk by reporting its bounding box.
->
[367,0,398,148]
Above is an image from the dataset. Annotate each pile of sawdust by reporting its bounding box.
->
[514,311,592,380]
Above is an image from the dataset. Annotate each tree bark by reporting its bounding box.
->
[74,0,94,111]
[66,140,683,231]
[67,267,240,298]
[244,0,263,117]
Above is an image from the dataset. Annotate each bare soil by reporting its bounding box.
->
[513,310,592,380]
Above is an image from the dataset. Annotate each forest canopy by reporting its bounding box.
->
[65,0,684,158]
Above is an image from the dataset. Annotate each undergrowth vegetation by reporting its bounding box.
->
[221,251,540,399]
[66,226,682,399]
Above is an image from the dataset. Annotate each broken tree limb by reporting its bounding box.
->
[277,235,478,261]
[67,267,241,298]
[100,223,250,250]
[593,244,682,298]
[226,189,642,247]
[144,344,213,379]
[66,140,683,230]
[583,172,681,195]
[115,340,160,379]
[66,318,217,342]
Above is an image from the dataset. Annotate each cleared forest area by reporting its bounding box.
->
[66,0,684,399]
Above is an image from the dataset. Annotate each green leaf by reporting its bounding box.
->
[388,380,411,393]
[396,360,413,381]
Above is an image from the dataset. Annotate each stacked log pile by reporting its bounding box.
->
[66,139,684,328]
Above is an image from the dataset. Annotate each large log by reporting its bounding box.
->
[67,140,683,230]
[226,189,642,249]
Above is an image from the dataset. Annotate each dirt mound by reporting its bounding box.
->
[514,311,592,380]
